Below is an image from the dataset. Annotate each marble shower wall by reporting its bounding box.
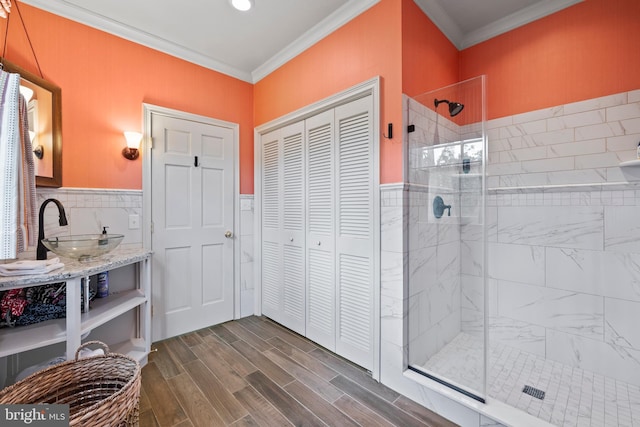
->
[481,89,640,386]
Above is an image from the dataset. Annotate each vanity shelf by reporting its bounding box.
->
[0,247,151,375]
[0,318,66,358]
[80,289,146,335]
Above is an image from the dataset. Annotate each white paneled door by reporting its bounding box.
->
[151,113,235,341]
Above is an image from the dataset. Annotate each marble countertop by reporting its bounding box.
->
[0,246,152,289]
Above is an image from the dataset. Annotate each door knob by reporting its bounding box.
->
[225,231,233,238]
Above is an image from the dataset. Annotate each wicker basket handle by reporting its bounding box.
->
[75,340,110,361]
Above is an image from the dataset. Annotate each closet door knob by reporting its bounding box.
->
[225,231,233,238]
[290,237,294,242]
[317,241,321,246]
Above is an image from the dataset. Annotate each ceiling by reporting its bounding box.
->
[19,0,583,84]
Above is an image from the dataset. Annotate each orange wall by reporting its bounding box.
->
[254,0,403,184]
[401,0,458,97]
[2,4,254,191]
[460,0,640,120]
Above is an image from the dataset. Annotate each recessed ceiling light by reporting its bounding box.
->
[230,0,254,12]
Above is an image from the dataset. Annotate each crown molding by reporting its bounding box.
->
[461,0,583,49]
[20,0,253,82]
[412,0,465,49]
[20,0,378,84]
[251,0,380,83]
[414,0,583,50]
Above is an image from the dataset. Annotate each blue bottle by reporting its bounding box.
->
[96,271,109,298]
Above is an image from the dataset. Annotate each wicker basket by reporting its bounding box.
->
[0,341,141,427]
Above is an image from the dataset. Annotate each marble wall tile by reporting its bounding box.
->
[461,239,483,277]
[547,109,605,130]
[497,206,603,250]
[408,246,437,297]
[381,205,404,253]
[605,206,640,253]
[546,168,607,185]
[607,102,640,122]
[575,122,625,141]
[239,195,254,317]
[547,139,605,157]
[426,276,461,328]
[488,315,545,357]
[546,248,640,302]
[381,294,404,348]
[436,240,460,281]
[563,92,627,115]
[497,280,604,340]
[488,242,545,285]
[521,156,574,174]
[604,298,640,350]
[606,134,640,152]
[547,329,640,386]
[381,250,405,299]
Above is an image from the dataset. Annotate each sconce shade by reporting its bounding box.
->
[123,131,142,160]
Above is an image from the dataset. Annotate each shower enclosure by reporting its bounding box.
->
[407,78,640,426]
[407,76,487,401]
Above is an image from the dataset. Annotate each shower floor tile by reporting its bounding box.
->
[419,332,640,426]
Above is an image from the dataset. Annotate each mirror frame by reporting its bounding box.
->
[1,58,62,187]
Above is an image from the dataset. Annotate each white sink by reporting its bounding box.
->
[41,234,124,262]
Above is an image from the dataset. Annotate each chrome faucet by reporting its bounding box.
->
[37,198,68,260]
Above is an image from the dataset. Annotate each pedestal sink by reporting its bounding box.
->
[40,234,124,262]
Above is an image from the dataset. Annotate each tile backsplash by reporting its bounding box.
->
[35,187,143,249]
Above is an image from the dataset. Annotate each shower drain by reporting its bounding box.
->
[522,385,546,400]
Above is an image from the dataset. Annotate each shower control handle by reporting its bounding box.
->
[433,196,452,219]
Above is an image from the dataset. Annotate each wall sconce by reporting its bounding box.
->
[122,131,142,160]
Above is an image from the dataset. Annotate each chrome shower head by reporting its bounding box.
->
[434,98,464,117]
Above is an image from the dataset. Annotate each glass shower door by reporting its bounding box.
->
[406,76,487,401]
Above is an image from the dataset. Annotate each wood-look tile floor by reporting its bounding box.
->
[139,316,458,427]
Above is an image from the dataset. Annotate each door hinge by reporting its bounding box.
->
[151,222,154,233]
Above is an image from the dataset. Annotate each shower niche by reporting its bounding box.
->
[406,76,487,401]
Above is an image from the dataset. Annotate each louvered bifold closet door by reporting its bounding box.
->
[261,128,283,324]
[335,95,375,371]
[281,122,306,334]
[260,123,306,333]
[305,110,336,350]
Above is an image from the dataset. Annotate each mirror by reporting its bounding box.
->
[1,59,61,187]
